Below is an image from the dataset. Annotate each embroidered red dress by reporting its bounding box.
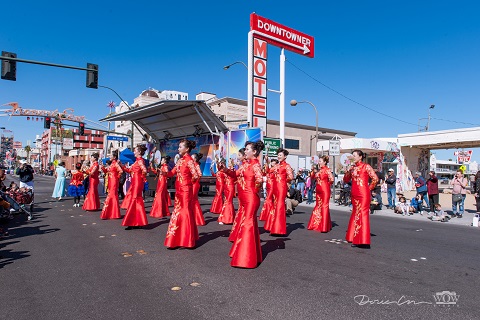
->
[225,158,263,268]
[307,166,334,232]
[100,160,123,220]
[121,158,148,227]
[210,170,225,214]
[228,161,246,242]
[344,162,378,245]
[192,162,205,226]
[259,168,274,221]
[264,160,293,235]
[82,161,100,211]
[218,172,235,224]
[150,163,171,218]
[164,153,199,249]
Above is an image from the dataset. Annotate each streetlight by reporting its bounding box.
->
[290,100,318,156]
[223,61,247,70]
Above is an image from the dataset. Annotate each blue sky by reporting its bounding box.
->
[1,0,479,162]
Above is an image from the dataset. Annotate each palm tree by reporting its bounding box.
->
[24,145,31,163]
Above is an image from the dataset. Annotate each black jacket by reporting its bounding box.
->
[16,165,34,183]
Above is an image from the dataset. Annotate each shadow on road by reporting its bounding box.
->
[196,229,230,248]
[261,238,291,260]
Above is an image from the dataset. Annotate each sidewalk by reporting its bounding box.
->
[300,192,480,228]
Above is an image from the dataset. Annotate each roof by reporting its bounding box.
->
[100,100,228,142]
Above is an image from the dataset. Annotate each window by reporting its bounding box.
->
[366,157,378,169]
[285,139,299,150]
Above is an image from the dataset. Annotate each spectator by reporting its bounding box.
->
[428,203,450,222]
[373,169,385,194]
[409,194,423,215]
[414,171,429,210]
[385,168,396,209]
[395,196,409,216]
[306,172,315,204]
[370,190,382,214]
[286,182,301,216]
[295,169,307,199]
[451,169,467,218]
[16,162,34,191]
[426,170,439,213]
[474,171,480,213]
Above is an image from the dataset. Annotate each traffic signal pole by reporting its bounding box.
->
[0,52,98,88]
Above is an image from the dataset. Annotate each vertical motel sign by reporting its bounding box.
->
[248,13,314,136]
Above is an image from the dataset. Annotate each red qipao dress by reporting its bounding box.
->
[344,162,378,245]
[264,161,294,235]
[225,158,263,268]
[218,172,235,224]
[82,161,101,211]
[193,162,205,226]
[228,161,246,242]
[164,153,199,249]
[121,158,148,227]
[259,168,274,221]
[120,164,132,210]
[150,164,171,218]
[210,170,225,214]
[100,160,123,219]
[307,166,334,232]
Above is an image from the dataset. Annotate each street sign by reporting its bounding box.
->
[107,135,128,142]
[250,13,315,58]
[63,138,73,150]
[454,150,472,164]
[329,140,341,156]
[263,137,281,157]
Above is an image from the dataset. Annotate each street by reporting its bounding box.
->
[1,175,479,320]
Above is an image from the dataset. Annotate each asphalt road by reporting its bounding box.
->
[1,175,479,320]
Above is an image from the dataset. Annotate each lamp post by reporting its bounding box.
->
[223,61,248,70]
[290,100,318,156]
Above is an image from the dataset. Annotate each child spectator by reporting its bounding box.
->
[428,203,450,222]
[370,190,382,214]
[409,194,424,215]
[395,196,409,216]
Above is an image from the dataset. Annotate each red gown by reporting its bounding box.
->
[344,162,378,245]
[100,160,123,220]
[210,170,225,213]
[193,162,205,226]
[307,166,334,232]
[150,164,171,218]
[82,161,101,211]
[218,173,235,224]
[228,161,246,242]
[264,160,293,235]
[121,158,148,227]
[120,167,132,210]
[259,169,274,221]
[164,153,199,249]
[225,158,263,268]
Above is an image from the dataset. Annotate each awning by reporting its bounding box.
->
[99,100,228,142]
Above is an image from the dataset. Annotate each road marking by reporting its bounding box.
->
[420,257,427,260]
[136,250,147,255]
[416,229,423,232]
[99,236,105,238]
[171,286,182,291]
[111,234,116,237]
[411,259,418,261]
[92,223,96,225]
[190,282,201,287]
[82,224,87,226]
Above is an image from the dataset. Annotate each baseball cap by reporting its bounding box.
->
[388,168,394,172]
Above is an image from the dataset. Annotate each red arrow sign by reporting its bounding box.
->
[250,13,315,58]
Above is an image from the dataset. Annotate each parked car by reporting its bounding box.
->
[439,177,449,185]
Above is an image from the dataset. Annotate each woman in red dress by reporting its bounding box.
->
[259,159,278,221]
[218,159,235,225]
[344,150,378,248]
[228,148,246,242]
[149,156,171,218]
[264,148,294,236]
[122,145,148,230]
[222,141,264,268]
[164,140,200,249]
[82,153,101,211]
[100,150,123,220]
[191,153,205,226]
[307,155,334,232]
[210,162,225,214]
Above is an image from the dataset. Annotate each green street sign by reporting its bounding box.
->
[263,137,281,157]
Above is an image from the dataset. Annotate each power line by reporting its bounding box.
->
[287,60,480,128]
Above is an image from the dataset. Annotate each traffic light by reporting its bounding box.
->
[79,122,85,135]
[86,63,98,89]
[44,117,51,129]
[1,51,17,81]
